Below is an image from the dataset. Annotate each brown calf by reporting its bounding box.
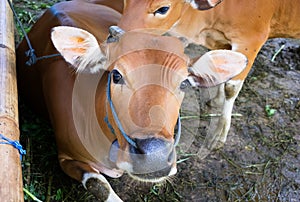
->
[17,1,247,201]
[118,0,300,150]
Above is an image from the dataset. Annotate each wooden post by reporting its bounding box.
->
[0,0,24,201]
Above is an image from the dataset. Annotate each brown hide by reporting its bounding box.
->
[74,0,124,13]
[16,1,248,199]
[118,0,300,151]
[119,0,300,80]
[17,1,122,181]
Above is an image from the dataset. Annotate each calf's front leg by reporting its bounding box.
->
[60,159,123,201]
[82,173,123,202]
[199,37,268,156]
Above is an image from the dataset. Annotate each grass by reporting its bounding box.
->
[265,104,276,117]
[13,1,91,201]
[20,104,63,201]
[13,0,61,40]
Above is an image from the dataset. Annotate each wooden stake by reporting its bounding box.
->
[0,0,24,201]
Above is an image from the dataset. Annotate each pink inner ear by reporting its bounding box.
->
[70,36,85,43]
[68,47,87,53]
[188,50,247,88]
[214,67,230,74]
[210,57,230,73]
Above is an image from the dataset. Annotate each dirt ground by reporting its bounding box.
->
[14,1,300,201]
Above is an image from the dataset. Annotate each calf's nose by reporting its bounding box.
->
[131,138,170,155]
[129,137,175,175]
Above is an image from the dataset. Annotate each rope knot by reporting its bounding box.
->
[0,134,26,160]
[25,49,37,66]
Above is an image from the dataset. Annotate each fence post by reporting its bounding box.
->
[0,0,24,201]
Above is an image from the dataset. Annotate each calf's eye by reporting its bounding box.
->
[111,69,124,84]
[180,79,191,91]
[153,6,170,16]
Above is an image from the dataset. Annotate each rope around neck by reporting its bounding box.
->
[106,72,138,148]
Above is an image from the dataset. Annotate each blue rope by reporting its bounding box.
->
[105,71,182,148]
[7,0,61,66]
[104,116,116,135]
[0,134,26,160]
[106,72,138,148]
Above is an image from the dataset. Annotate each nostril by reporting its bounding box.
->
[135,137,167,155]
[168,149,175,164]
[129,143,144,155]
[128,137,175,175]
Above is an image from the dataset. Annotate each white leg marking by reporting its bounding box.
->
[201,80,244,152]
[82,173,123,202]
[208,83,225,107]
[217,79,244,145]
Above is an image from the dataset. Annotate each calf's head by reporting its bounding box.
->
[119,0,223,32]
[51,26,247,182]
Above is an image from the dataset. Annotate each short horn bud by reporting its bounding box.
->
[107,26,125,43]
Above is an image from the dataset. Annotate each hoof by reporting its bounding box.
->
[198,140,224,159]
[206,98,223,108]
[85,177,110,201]
[214,141,225,150]
[82,173,123,202]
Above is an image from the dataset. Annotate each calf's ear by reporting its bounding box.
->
[188,50,248,87]
[189,0,223,10]
[51,26,107,73]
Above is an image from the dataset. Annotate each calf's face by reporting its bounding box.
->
[119,0,224,32]
[106,36,188,181]
[51,26,247,182]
